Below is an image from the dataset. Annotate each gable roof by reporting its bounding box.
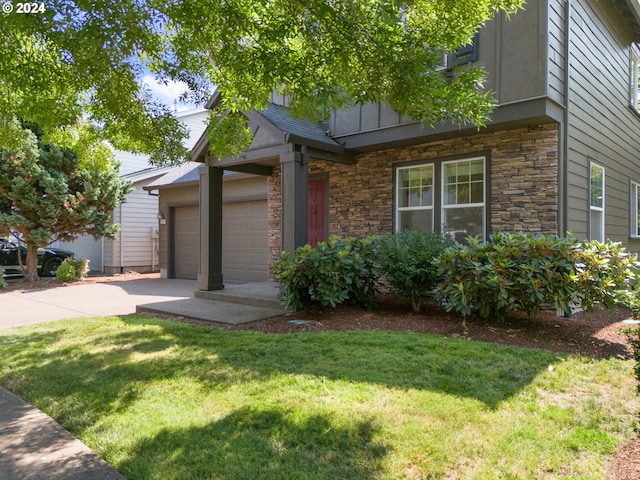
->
[257,103,339,150]
[192,100,344,162]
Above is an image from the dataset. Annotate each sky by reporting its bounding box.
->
[141,74,199,113]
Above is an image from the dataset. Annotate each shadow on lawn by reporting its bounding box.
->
[118,406,388,480]
[0,315,558,432]
[114,316,557,409]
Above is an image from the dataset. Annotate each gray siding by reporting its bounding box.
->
[329,0,551,137]
[566,0,640,251]
[548,0,567,106]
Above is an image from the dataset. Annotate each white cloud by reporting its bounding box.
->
[140,74,196,112]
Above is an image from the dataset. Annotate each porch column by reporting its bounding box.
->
[197,164,224,291]
[280,147,308,252]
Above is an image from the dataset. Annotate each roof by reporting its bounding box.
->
[144,162,203,191]
[192,102,345,162]
[259,103,341,150]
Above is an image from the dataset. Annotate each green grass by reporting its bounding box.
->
[0,315,637,479]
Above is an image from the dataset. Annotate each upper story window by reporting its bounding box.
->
[452,33,479,66]
[631,45,640,113]
[436,33,479,71]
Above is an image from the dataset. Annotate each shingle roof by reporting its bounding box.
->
[260,103,342,149]
[144,162,202,190]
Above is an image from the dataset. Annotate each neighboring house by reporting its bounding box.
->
[157,0,640,291]
[53,108,209,273]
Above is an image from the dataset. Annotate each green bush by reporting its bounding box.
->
[434,232,636,322]
[271,236,379,311]
[0,266,5,289]
[572,240,636,312]
[56,257,90,282]
[374,231,454,312]
[55,262,76,282]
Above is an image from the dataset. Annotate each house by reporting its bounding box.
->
[156,0,640,291]
[53,108,209,273]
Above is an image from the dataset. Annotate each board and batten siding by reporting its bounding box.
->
[328,0,551,138]
[565,0,640,251]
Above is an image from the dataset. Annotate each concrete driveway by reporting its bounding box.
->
[0,278,196,328]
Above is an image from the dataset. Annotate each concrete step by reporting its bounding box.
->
[193,282,285,310]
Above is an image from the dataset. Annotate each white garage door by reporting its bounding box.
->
[173,205,199,279]
[172,200,268,282]
[223,200,269,282]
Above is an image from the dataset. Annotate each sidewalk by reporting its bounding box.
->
[0,387,126,480]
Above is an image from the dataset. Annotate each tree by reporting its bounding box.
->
[0,0,524,162]
[0,121,131,281]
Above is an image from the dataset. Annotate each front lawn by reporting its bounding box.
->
[0,316,637,479]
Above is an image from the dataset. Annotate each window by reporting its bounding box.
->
[437,33,479,70]
[396,164,434,232]
[452,33,479,66]
[442,158,485,242]
[631,46,640,112]
[394,156,486,242]
[631,181,640,237]
[589,163,605,242]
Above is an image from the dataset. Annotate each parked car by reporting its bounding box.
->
[0,238,74,277]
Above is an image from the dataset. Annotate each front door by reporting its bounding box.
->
[307,178,327,247]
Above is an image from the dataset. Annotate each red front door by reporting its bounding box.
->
[307,179,326,247]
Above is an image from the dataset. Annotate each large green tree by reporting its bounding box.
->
[0,0,523,161]
[0,121,131,281]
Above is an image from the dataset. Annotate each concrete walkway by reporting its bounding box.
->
[0,277,287,479]
[0,278,197,328]
[0,387,126,480]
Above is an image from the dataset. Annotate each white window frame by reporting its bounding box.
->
[395,163,435,233]
[441,157,486,242]
[631,180,640,238]
[589,163,605,243]
[631,45,640,113]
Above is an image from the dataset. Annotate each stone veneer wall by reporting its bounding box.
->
[268,123,559,266]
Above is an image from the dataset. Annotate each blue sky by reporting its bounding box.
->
[141,74,199,112]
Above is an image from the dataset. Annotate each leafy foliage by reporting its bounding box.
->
[271,236,379,311]
[1,0,524,161]
[0,127,131,280]
[0,266,5,289]
[55,261,77,283]
[434,232,637,322]
[374,231,454,312]
[56,257,90,282]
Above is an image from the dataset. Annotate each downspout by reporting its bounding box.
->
[120,203,124,274]
[560,0,571,237]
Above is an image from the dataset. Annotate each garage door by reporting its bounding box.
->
[173,205,199,279]
[223,200,268,282]
[171,201,268,282]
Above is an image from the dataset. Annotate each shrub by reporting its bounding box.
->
[55,261,76,282]
[0,266,5,289]
[374,231,455,312]
[572,240,636,313]
[271,236,379,311]
[434,232,636,322]
[56,257,90,282]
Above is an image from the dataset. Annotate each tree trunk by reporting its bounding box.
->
[25,244,39,282]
